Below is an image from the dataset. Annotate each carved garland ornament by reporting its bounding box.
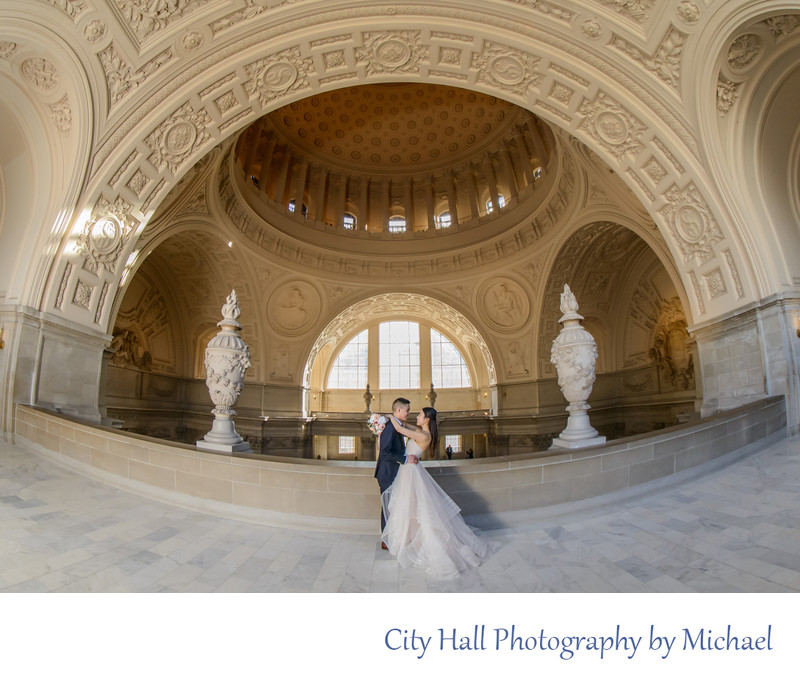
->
[612,27,686,89]
[114,0,210,43]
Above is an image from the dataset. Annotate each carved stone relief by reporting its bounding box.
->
[20,57,60,91]
[472,42,542,96]
[688,269,705,315]
[84,20,106,43]
[477,278,530,333]
[270,344,295,381]
[612,27,686,89]
[581,21,602,40]
[110,328,152,369]
[113,0,210,43]
[649,297,694,391]
[596,0,655,23]
[578,91,645,161]
[55,263,72,310]
[73,278,94,309]
[704,267,727,299]
[765,15,800,39]
[0,42,17,60]
[728,34,764,70]
[44,0,87,20]
[244,47,314,108]
[658,182,724,264]
[100,44,172,107]
[356,31,429,75]
[268,281,320,336]
[505,337,530,377]
[48,95,72,134]
[76,196,138,274]
[145,102,212,175]
[676,2,700,25]
[716,78,739,114]
[722,248,744,299]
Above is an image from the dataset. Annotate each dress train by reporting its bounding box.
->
[380,442,494,578]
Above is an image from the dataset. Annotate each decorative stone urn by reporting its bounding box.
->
[197,290,252,453]
[549,284,606,449]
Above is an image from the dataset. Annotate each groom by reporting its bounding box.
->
[375,397,419,547]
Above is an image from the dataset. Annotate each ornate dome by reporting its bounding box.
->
[267,83,522,173]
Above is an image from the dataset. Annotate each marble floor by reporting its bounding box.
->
[1,434,800,593]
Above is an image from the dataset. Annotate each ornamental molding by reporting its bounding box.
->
[658,182,724,265]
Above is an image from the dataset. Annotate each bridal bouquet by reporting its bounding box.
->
[367,413,387,435]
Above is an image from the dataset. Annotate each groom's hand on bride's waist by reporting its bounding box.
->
[406,455,419,465]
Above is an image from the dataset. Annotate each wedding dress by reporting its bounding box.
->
[381,439,494,578]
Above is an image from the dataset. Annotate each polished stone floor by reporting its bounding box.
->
[1,433,799,593]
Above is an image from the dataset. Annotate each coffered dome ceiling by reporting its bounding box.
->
[264,83,525,173]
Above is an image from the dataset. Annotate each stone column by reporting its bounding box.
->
[464,165,480,219]
[500,146,518,198]
[336,173,347,227]
[425,175,436,230]
[292,158,309,214]
[483,154,500,211]
[314,166,328,222]
[273,149,291,205]
[404,179,415,231]
[446,172,459,229]
[257,132,276,193]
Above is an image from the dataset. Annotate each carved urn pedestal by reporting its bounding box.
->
[197,290,252,454]
[549,284,606,450]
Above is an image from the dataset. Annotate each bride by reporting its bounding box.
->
[381,407,495,579]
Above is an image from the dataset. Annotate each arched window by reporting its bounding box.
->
[325,323,473,391]
[486,195,505,213]
[288,199,308,216]
[388,215,406,233]
[379,321,420,388]
[431,329,471,388]
[435,211,451,229]
[327,329,368,388]
[343,213,356,230]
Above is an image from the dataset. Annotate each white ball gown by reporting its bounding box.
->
[380,439,495,578]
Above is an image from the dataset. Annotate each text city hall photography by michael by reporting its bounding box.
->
[1,0,799,685]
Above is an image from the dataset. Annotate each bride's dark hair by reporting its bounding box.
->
[422,407,438,459]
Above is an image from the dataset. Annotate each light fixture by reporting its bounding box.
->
[0,325,4,349]
[227,241,233,248]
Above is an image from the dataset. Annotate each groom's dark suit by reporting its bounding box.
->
[375,417,406,531]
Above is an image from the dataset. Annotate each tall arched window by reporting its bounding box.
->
[379,321,419,388]
[388,215,406,233]
[431,329,471,388]
[327,329,368,388]
[325,322,473,391]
